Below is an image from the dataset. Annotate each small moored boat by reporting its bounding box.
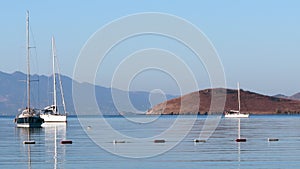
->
[225,82,249,118]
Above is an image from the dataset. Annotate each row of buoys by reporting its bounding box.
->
[112,138,280,144]
[23,138,279,145]
[236,138,280,142]
[194,138,280,143]
[235,138,280,142]
[23,140,73,144]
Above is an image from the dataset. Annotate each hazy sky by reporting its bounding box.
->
[0,1,299,96]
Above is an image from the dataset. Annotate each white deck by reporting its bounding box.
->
[225,113,249,118]
[40,114,67,122]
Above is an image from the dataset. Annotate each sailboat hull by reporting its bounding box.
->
[225,113,249,118]
[15,116,44,128]
[40,114,67,122]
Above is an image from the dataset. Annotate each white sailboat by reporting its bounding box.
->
[225,82,249,118]
[40,37,67,122]
[14,11,44,128]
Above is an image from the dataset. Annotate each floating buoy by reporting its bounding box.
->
[268,138,279,142]
[113,140,126,144]
[154,139,165,143]
[23,140,35,144]
[236,138,247,142]
[193,139,206,143]
[61,140,72,144]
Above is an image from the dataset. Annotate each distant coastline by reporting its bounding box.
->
[2,71,300,116]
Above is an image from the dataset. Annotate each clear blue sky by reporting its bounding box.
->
[0,0,299,96]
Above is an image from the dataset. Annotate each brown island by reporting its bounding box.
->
[146,88,300,115]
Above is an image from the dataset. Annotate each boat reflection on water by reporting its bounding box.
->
[16,128,43,169]
[43,123,67,169]
[236,118,246,168]
[16,123,66,169]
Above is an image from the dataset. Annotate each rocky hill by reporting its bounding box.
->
[147,88,300,115]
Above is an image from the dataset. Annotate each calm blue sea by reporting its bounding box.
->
[0,115,299,169]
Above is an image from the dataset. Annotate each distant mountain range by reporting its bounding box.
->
[147,88,300,115]
[273,93,300,100]
[0,71,175,116]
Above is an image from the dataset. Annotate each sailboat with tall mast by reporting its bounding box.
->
[225,82,250,118]
[40,37,67,122]
[14,11,44,128]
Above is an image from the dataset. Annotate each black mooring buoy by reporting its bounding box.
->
[193,139,206,143]
[236,138,247,142]
[113,140,126,144]
[154,139,166,143]
[61,140,72,144]
[23,140,35,144]
[268,138,279,142]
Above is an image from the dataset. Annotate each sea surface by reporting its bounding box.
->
[0,115,299,169]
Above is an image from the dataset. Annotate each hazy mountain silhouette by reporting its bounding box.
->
[0,71,175,116]
[290,92,300,100]
[273,93,300,100]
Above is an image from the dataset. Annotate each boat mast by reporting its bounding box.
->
[52,36,57,113]
[26,10,31,110]
[237,82,241,114]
